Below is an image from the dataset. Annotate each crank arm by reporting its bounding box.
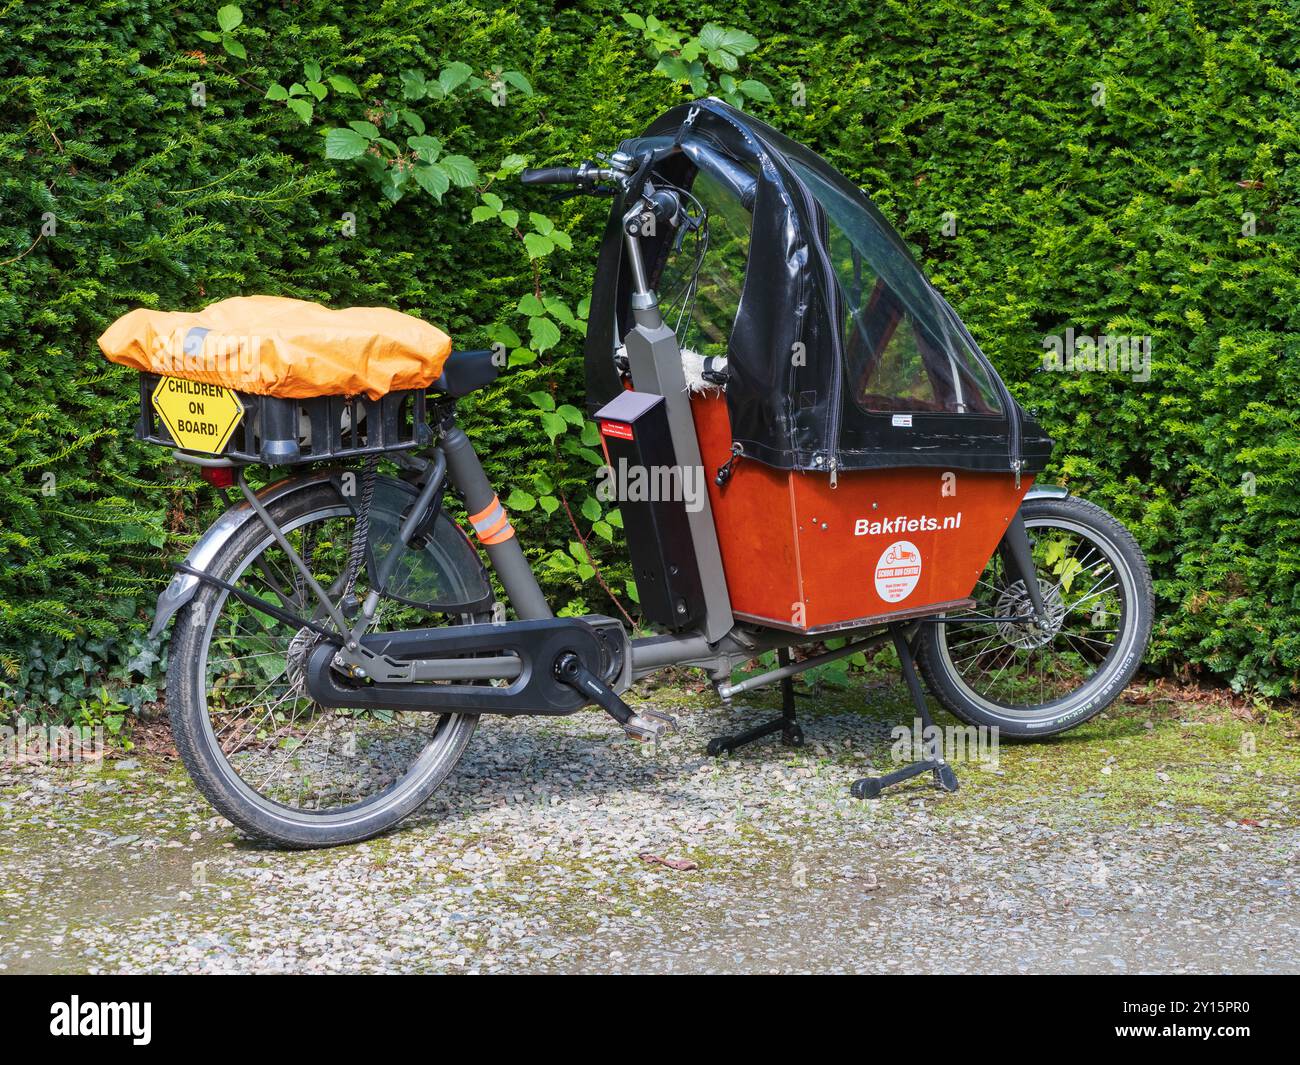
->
[554,652,677,742]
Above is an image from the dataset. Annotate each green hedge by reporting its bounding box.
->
[1,0,1297,712]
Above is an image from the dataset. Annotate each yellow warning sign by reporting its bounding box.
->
[151,377,244,454]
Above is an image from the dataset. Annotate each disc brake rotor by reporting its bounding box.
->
[994,578,1066,650]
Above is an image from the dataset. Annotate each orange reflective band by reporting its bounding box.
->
[478,511,510,541]
[480,524,516,546]
[468,496,501,527]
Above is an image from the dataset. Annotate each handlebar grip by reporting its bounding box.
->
[520,166,583,186]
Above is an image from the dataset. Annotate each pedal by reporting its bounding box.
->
[622,708,678,743]
[553,651,675,742]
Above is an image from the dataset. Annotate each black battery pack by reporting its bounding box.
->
[594,390,705,631]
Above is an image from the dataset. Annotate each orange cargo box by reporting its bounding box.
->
[691,394,1032,634]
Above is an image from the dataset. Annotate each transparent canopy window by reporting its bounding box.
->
[789,160,1002,416]
[656,169,753,360]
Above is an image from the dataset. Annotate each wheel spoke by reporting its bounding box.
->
[937,511,1134,715]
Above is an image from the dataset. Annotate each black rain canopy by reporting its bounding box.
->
[584,99,1053,476]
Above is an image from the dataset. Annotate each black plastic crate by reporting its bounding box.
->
[136,373,431,464]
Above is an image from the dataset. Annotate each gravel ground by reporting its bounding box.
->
[2,683,1297,974]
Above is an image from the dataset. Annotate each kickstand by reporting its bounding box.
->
[707,648,805,756]
[851,624,959,800]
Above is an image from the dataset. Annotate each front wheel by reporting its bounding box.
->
[167,481,484,848]
[916,495,1153,739]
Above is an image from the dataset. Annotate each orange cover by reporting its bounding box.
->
[98,295,452,401]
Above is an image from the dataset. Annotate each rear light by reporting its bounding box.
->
[200,466,236,488]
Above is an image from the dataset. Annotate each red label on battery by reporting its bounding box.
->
[600,420,634,441]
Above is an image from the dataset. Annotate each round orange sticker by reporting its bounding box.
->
[874,540,922,603]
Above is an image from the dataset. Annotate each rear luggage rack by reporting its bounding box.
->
[135,373,430,465]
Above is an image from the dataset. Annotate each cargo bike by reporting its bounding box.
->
[103,100,1153,848]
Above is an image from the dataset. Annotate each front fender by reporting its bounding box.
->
[148,470,341,639]
[1023,483,1069,501]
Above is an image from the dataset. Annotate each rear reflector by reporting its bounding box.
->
[200,466,236,488]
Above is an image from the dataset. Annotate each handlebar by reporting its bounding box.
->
[520,166,584,186]
[520,160,623,192]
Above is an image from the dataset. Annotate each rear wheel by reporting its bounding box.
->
[916,495,1153,739]
[167,482,484,848]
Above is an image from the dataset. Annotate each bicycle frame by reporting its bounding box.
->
[147,160,1068,793]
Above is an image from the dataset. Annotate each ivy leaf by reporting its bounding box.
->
[217,4,243,32]
[222,34,246,60]
[528,316,562,352]
[439,154,478,186]
[324,127,370,159]
[412,163,449,200]
[407,135,442,162]
[505,488,537,511]
[328,74,361,97]
[523,232,554,258]
[285,97,313,124]
[439,62,473,95]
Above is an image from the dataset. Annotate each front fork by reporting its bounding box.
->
[998,511,1048,622]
